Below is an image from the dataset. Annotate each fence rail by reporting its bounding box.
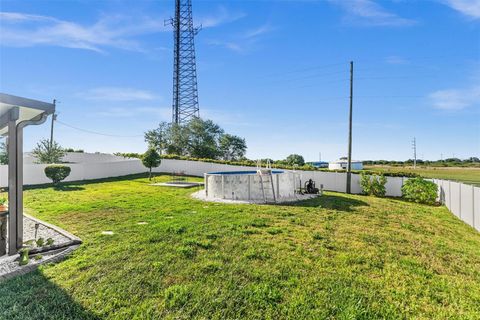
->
[0,158,478,232]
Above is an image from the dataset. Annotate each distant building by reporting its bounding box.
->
[308,161,329,168]
[328,159,363,170]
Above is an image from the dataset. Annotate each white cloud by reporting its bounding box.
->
[197,6,246,28]
[82,87,159,101]
[243,24,275,39]
[207,23,274,54]
[429,85,480,110]
[442,0,480,19]
[329,0,416,26]
[0,12,167,52]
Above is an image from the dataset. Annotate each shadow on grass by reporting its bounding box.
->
[286,194,369,212]
[0,269,99,320]
[53,185,86,192]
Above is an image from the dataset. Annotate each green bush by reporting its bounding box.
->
[360,173,387,197]
[401,177,438,205]
[44,165,71,184]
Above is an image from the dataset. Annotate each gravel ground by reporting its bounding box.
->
[0,216,81,280]
[23,217,71,246]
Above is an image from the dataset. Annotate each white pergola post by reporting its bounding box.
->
[7,108,19,254]
[0,93,55,256]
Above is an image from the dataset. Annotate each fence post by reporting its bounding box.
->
[472,185,475,229]
[448,180,451,211]
[222,175,225,199]
[459,183,462,219]
[204,173,208,197]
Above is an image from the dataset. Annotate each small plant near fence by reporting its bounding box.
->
[44,165,71,185]
[142,148,162,180]
[360,173,387,197]
[401,177,438,205]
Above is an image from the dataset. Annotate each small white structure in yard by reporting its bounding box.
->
[329,159,363,170]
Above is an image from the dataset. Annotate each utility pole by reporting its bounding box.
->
[49,99,57,150]
[319,152,321,162]
[412,137,417,169]
[346,61,353,194]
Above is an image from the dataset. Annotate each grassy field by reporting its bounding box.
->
[365,165,480,186]
[1,174,480,319]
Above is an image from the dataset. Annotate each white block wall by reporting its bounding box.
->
[0,157,478,232]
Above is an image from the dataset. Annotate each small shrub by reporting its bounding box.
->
[36,237,44,247]
[44,165,71,184]
[402,177,438,205]
[360,173,387,197]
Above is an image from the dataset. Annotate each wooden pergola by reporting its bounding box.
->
[0,93,55,255]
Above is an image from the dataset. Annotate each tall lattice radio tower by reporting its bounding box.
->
[166,0,201,124]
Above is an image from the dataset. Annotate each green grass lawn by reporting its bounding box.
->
[1,174,480,319]
[365,165,480,186]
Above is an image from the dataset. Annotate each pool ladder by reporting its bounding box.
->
[257,164,276,203]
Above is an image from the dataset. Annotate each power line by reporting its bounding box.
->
[56,120,143,138]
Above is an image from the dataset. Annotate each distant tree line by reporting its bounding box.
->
[364,157,480,167]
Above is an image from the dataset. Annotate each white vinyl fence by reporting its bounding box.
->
[0,158,478,232]
[433,179,480,232]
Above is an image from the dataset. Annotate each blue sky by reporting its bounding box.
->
[0,0,479,161]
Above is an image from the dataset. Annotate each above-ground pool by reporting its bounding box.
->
[204,169,299,202]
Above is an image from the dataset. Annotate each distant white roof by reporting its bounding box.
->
[0,93,55,135]
[329,160,363,164]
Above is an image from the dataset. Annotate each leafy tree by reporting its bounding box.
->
[44,165,71,184]
[165,123,190,156]
[0,141,8,165]
[144,122,169,154]
[445,158,461,163]
[145,118,248,160]
[142,148,161,180]
[187,118,224,159]
[219,134,247,161]
[285,154,305,166]
[32,139,66,164]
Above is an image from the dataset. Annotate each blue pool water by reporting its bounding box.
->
[208,170,284,175]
